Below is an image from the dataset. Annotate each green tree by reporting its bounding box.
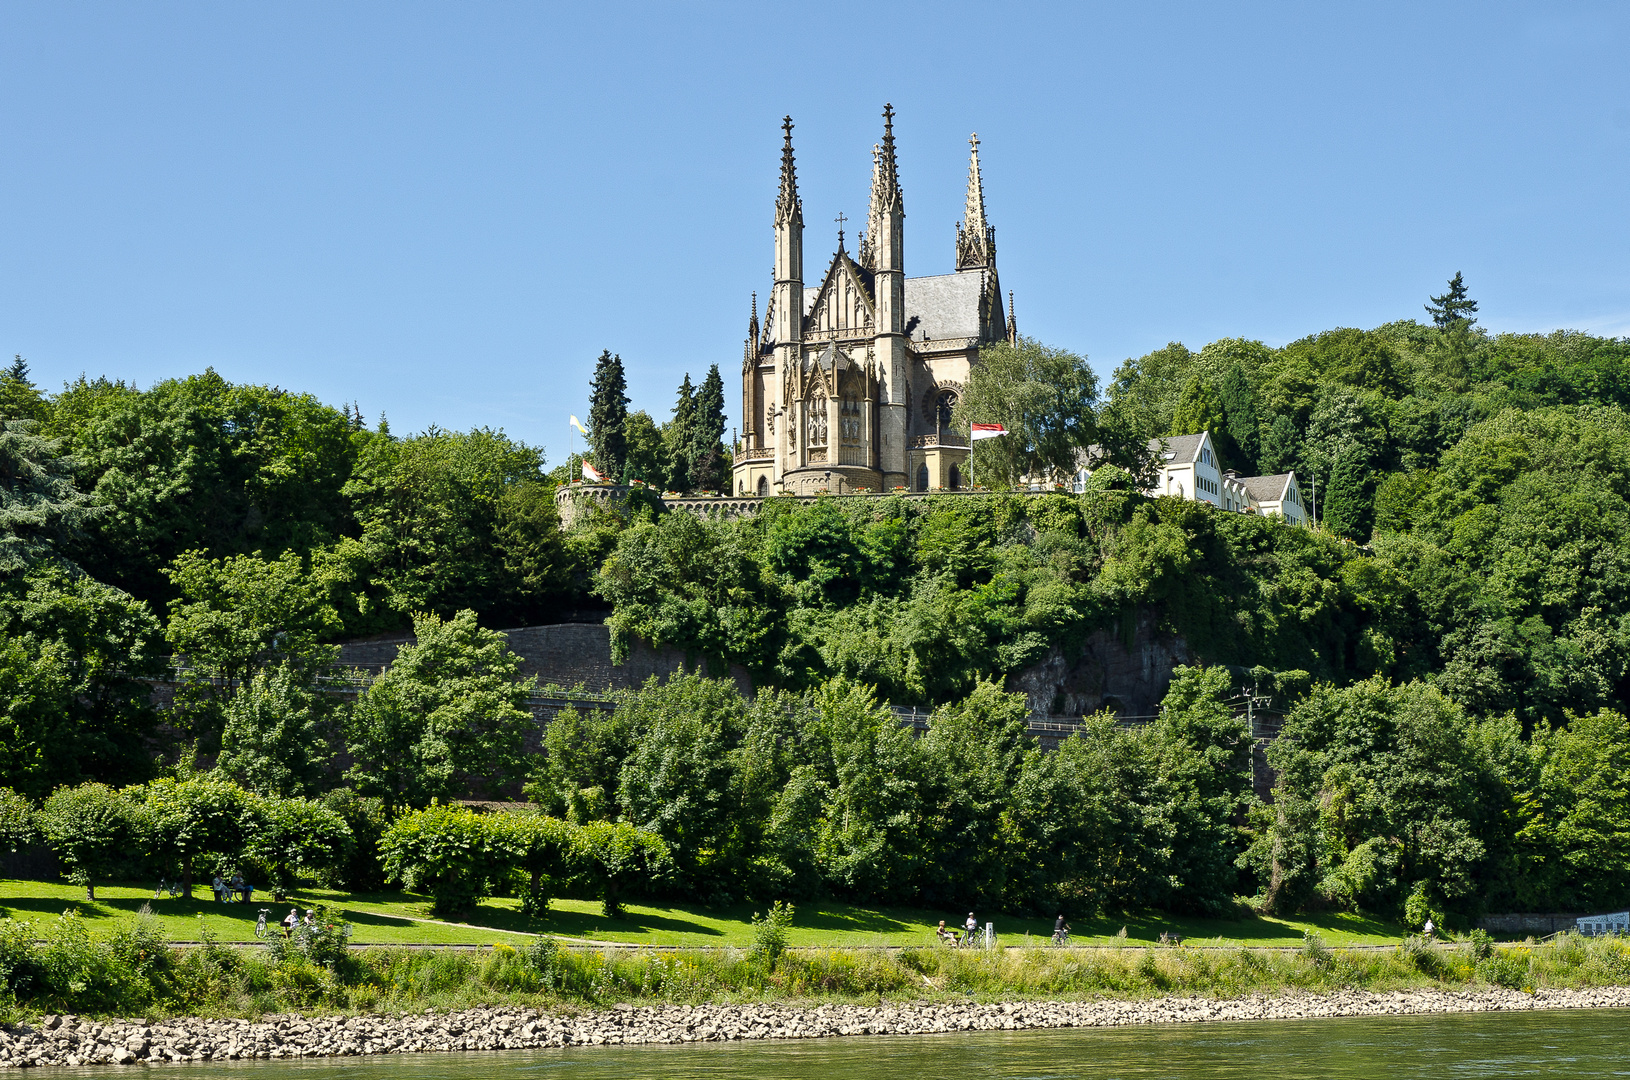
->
[1216,364,1261,473]
[586,350,629,483]
[1242,678,1512,918]
[164,549,342,685]
[1148,666,1252,913]
[1322,447,1373,541]
[0,786,35,855]
[622,410,666,487]
[1258,414,1301,475]
[38,783,143,900]
[1169,377,1225,441]
[0,356,49,422]
[572,819,670,918]
[216,665,336,798]
[487,810,574,915]
[138,777,262,899]
[379,802,506,916]
[615,673,745,891]
[915,681,1031,906]
[954,336,1098,488]
[1517,710,1630,910]
[664,374,696,491]
[1425,271,1479,329]
[688,364,728,492]
[248,794,352,894]
[343,426,564,623]
[0,568,163,796]
[345,609,536,809]
[54,371,366,606]
[0,418,94,574]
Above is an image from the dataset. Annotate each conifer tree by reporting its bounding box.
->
[1216,364,1260,474]
[1258,414,1301,475]
[664,374,696,491]
[587,350,630,483]
[1322,448,1372,541]
[1424,272,1478,329]
[688,364,727,492]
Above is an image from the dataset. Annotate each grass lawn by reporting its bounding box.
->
[3,878,1413,949]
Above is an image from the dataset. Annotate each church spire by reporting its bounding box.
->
[775,116,802,227]
[956,133,995,271]
[743,292,759,371]
[874,104,902,212]
[1007,290,1018,345]
[859,144,881,270]
[771,116,803,347]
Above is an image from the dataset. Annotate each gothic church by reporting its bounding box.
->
[733,106,1016,497]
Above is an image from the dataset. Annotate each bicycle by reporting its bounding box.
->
[153,878,182,899]
[1051,928,1071,947]
[255,908,272,939]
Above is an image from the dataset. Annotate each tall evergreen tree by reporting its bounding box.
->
[1425,272,1478,329]
[1322,447,1372,541]
[1258,414,1301,475]
[689,365,727,492]
[1216,364,1260,474]
[664,374,696,491]
[587,350,629,483]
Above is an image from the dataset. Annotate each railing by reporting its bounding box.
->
[738,447,774,461]
[910,433,969,448]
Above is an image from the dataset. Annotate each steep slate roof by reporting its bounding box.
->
[1147,432,1208,465]
[1241,473,1295,502]
[903,273,986,341]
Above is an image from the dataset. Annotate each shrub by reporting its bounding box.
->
[379,802,506,916]
[1300,930,1332,967]
[1478,948,1533,990]
[1467,928,1494,962]
[0,918,37,997]
[749,900,795,966]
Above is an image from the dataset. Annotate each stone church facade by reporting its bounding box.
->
[733,107,1017,497]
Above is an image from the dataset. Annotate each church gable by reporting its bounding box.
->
[804,249,876,338]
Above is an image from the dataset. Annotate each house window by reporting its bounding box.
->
[757,475,769,497]
[949,464,962,490]
[916,463,929,492]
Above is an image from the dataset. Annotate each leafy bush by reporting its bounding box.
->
[749,900,795,966]
[379,802,506,916]
[1478,948,1533,990]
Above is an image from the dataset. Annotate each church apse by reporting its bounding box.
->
[733,110,1013,498]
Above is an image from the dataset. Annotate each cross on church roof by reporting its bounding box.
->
[834,211,847,243]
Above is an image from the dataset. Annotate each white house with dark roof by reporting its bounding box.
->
[1072,430,1310,526]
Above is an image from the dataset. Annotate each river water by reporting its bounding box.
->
[48,1009,1630,1079]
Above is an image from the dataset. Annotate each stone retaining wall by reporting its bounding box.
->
[336,623,751,694]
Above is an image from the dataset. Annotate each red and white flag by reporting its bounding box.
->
[970,423,1008,441]
[581,459,607,483]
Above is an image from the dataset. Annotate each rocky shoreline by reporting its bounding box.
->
[5,988,1630,1068]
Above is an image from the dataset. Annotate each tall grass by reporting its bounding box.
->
[4,909,1630,1021]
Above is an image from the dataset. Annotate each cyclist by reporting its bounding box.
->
[1052,914,1071,946]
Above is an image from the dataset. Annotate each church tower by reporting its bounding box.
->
[871,105,908,490]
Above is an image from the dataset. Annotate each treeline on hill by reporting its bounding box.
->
[4,274,1630,923]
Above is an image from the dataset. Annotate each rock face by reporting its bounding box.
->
[1010,607,1191,720]
[4,989,1630,1068]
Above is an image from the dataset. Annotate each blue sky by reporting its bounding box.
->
[3,2,1628,457]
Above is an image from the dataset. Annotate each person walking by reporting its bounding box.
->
[964,912,978,947]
